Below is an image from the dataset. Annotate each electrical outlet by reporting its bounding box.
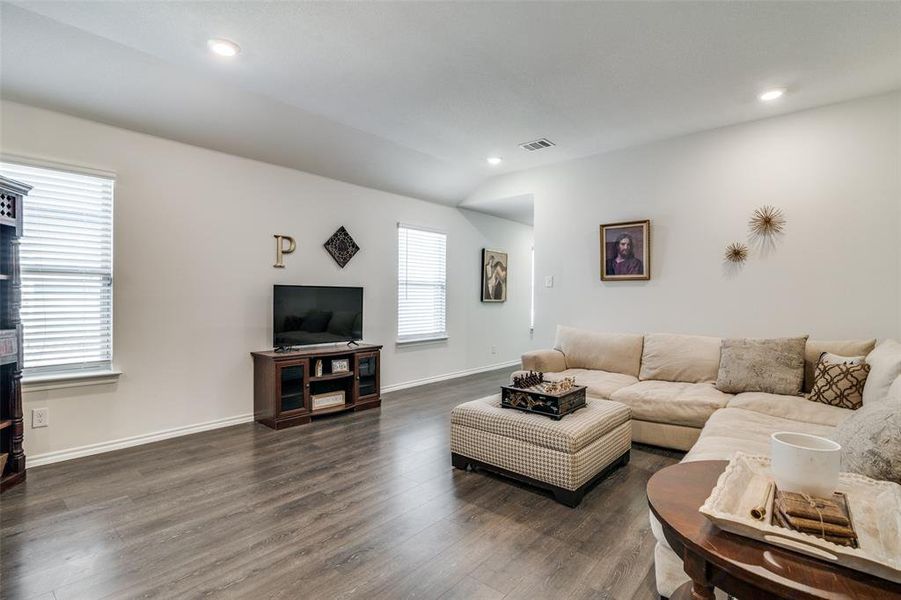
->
[544,275,554,288]
[490,345,497,355]
[32,408,49,428]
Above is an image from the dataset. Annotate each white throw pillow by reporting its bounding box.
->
[820,352,865,366]
[889,375,901,402]
[861,339,901,406]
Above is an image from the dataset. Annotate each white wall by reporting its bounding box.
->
[467,92,901,347]
[1,101,535,461]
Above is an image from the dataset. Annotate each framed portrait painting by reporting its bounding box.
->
[600,220,650,281]
[481,249,507,302]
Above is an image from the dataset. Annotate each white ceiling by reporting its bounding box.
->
[2,1,900,224]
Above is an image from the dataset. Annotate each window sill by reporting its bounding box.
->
[23,369,122,392]
[396,336,449,346]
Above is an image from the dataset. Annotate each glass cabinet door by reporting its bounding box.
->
[278,361,307,413]
[356,353,379,399]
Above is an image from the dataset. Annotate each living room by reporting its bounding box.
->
[1,2,899,599]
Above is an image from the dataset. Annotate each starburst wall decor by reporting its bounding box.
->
[724,242,749,264]
[749,205,786,237]
[323,226,360,268]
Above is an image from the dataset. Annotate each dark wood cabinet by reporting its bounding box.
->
[1,175,30,492]
[252,344,381,430]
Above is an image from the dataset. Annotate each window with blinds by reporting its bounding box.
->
[0,161,114,376]
[397,223,447,343]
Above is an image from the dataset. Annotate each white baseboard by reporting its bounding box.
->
[27,360,520,468]
[381,359,519,393]
[28,413,255,468]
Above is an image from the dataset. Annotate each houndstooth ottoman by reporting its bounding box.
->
[450,395,631,506]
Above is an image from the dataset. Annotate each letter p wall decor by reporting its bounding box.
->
[273,234,296,268]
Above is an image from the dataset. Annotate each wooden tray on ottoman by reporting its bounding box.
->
[500,384,587,420]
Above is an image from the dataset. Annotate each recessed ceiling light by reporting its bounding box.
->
[208,38,240,58]
[758,88,786,102]
[486,157,503,166]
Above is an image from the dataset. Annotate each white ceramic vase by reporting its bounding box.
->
[770,431,842,498]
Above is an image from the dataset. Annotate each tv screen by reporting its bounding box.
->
[273,285,363,347]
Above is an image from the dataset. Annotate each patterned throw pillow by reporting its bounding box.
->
[715,336,807,395]
[833,397,901,484]
[806,353,870,410]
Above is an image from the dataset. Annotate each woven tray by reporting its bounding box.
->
[699,452,901,583]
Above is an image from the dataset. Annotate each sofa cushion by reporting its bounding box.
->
[610,381,732,428]
[509,368,637,400]
[727,392,852,427]
[683,407,836,463]
[804,339,876,392]
[520,349,567,373]
[553,326,644,377]
[862,339,901,406]
[639,333,721,383]
[567,369,639,399]
[715,336,807,395]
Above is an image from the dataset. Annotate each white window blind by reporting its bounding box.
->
[397,223,446,342]
[0,161,114,376]
[530,246,535,331]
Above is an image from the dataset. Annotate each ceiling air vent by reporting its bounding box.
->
[519,138,556,152]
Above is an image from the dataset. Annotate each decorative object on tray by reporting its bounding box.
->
[311,390,345,410]
[501,376,587,420]
[331,358,349,373]
[314,359,323,377]
[770,431,841,497]
[511,370,544,389]
[698,452,901,583]
[323,226,359,268]
[481,248,507,302]
[724,242,749,264]
[773,489,858,548]
[540,377,576,394]
[748,205,786,237]
[600,219,650,281]
[751,481,776,521]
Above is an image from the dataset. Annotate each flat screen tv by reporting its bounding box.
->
[273,285,363,347]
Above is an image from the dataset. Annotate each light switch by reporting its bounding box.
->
[544,276,554,288]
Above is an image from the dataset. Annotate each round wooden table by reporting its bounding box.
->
[646,460,901,600]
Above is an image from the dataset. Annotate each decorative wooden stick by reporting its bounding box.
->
[750,481,775,521]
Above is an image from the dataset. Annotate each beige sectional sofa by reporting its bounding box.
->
[522,327,741,451]
[520,325,898,598]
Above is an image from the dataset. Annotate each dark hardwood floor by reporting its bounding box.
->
[1,368,681,600]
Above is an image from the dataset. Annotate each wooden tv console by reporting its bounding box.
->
[251,343,381,430]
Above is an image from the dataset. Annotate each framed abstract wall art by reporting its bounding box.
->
[481,249,508,302]
[600,220,650,281]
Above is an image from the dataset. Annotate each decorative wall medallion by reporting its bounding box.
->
[323,226,359,268]
[749,205,786,237]
[724,242,749,264]
[273,234,296,268]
